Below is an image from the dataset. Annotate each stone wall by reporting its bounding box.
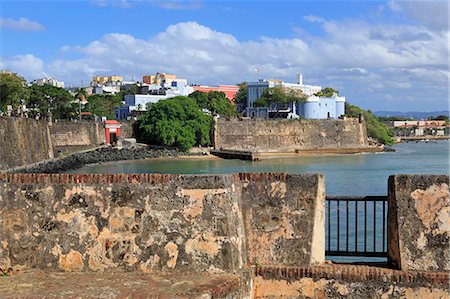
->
[254,265,449,298]
[0,173,324,272]
[0,117,106,170]
[388,174,449,271]
[214,118,369,152]
[0,117,53,170]
[51,122,105,156]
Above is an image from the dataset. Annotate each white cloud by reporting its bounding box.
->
[388,0,449,30]
[2,20,448,111]
[0,54,45,78]
[0,17,44,31]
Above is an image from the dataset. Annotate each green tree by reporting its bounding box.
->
[345,103,395,145]
[233,82,247,112]
[253,86,307,115]
[189,91,209,109]
[28,84,76,119]
[189,90,237,117]
[0,72,29,113]
[84,93,123,119]
[139,96,211,150]
[74,88,87,120]
[429,115,449,124]
[314,87,339,97]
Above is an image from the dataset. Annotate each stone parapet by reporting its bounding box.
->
[388,174,449,271]
[0,173,325,273]
[254,265,449,298]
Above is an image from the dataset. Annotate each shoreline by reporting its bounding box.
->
[5,142,419,173]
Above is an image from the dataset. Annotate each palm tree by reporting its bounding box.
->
[74,88,87,120]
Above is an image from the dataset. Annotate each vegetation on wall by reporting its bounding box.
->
[138,96,211,150]
[345,103,395,145]
[314,87,339,97]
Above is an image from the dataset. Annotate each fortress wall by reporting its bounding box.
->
[50,121,105,156]
[0,117,106,170]
[0,173,324,273]
[0,117,53,170]
[214,118,369,152]
[388,174,449,271]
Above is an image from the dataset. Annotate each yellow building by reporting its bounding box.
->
[92,75,123,85]
[142,73,177,86]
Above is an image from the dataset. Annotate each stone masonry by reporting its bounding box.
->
[214,118,369,152]
[388,174,449,271]
[0,173,325,273]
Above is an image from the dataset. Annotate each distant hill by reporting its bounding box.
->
[374,111,449,119]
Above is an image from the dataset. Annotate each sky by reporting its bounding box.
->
[1,0,449,112]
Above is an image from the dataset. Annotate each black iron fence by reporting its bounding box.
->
[325,196,388,258]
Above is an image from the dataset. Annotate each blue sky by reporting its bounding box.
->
[1,0,449,111]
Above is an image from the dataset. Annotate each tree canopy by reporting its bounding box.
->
[345,103,395,145]
[0,72,29,113]
[253,86,307,108]
[314,87,339,97]
[233,82,247,112]
[189,90,237,117]
[84,93,124,119]
[28,84,76,119]
[138,96,211,150]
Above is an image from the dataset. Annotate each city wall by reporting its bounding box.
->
[0,117,106,170]
[0,117,53,170]
[0,173,448,298]
[50,121,105,156]
[214,118,369,152]
[0,173,324,273]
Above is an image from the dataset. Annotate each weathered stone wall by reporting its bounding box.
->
[0,117,53,170]
[0,117,107,170]
[388,174,449,271]
[214,118,369,152]
[119,121,135,139]
[0,173,324,273]
[51,121,105,156]
[254,265,449,299]
[239,173,325,266]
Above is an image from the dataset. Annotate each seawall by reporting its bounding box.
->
[214,118,370,152]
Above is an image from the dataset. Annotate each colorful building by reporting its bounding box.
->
[192,85,239,103]
[104,120,122,145]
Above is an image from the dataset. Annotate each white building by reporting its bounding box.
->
[32,77,65,88]
[115,87,195,120]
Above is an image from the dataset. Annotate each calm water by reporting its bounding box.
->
[70,140,449,196]
[70,140,449,261]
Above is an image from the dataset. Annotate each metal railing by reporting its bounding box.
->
[326,196,388,258]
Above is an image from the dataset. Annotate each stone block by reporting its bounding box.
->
[388,174,449,271]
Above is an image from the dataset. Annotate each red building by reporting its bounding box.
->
[104,120,122,145]
[192,85,239,104]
